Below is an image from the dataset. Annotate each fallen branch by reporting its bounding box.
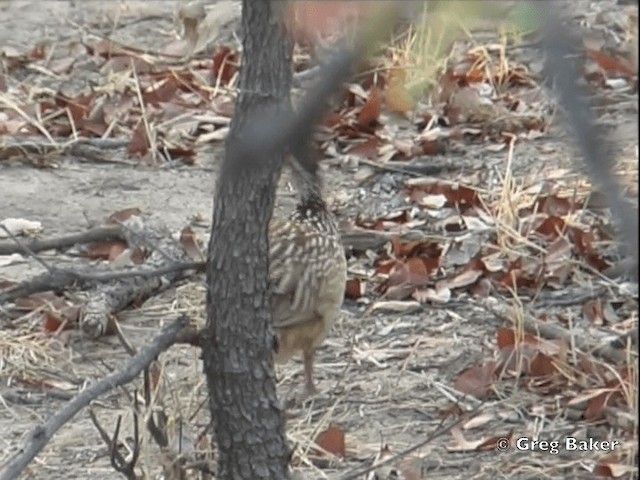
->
[80,219,200,337]
[0,260,203,304]
[0,225,125,256]
[340,227,448,252]
[0,315,189,480]
[483,302,632,364]
[0,136,129,161]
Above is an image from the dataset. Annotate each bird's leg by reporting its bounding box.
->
[303,349,318,396]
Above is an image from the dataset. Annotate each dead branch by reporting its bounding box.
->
[0,136,129,161]
[93,324,192,479]
[174,326,203,348]
[340,227,449,252]
[80,220,200,337]
[0,216,204,335]
[0,225,125,256]
[89,411,141,480]
[0,260,203,304]
[483,302,632,364]
[0,315,189,480]
[143,366,188,479]
[540,8,639,281]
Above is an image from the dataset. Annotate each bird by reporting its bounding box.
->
[268,154,347,396]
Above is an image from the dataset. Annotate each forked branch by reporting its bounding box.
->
[0,316,189,480]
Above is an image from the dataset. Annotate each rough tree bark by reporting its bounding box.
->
[202,0,293,479]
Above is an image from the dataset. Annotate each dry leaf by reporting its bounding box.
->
[314,425,346,458]
[107,207,142,224]
[357,87,382,127]
[412,285,451,304]
[83,240,129,260]
[454,362,497,398]
[447,426,495,452]
[180,226,205,262]
[586,48,636,79]
[0,218,43,238]
[128,121,150,157]
[345,278,366,299]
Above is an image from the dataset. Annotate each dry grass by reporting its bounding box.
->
[4,270,637,479]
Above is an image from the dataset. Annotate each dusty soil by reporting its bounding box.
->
[0,1,638,479]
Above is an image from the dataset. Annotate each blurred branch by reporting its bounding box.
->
[231,3,400,168]
[538,2,639,281]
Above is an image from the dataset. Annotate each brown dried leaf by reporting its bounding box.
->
[412,284,451,304]
[443,263,484,290]
[211,46,238,85]
[180,226,205,262]
[143,76,179,106]
[128,122,150,157]
[83,240,129,261]
[454,362,497,398]
[585,388,623,421]
[314,425,346,458]
[583,299,604,325]
[405,257,433,285]
[570,228,610,271]
[345,278,366,299]
[447,426,511,452]
[586,48,636,79]
[349,136,380,159]
[357,86,382,127]
[594,455,635,478]
[535,216,567,238]
[528,351,558,377]
[107,207,142,224]
[42,306,79,334]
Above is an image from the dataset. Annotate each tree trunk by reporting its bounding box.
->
[202,0,292,479]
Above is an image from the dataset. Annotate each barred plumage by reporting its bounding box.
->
[268,157,347,395]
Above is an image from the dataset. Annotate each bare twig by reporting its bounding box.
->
[143,366,169,449]
[113,318,138,356]
[0,136,129,161]
[0,315,189,480]
[0,225,125,256]
[89,410,140,480]
[174,326,203,348]
[0,261,203,304]
[110,414,141,480]
[0,225,55,274]
[337,401,480,480]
